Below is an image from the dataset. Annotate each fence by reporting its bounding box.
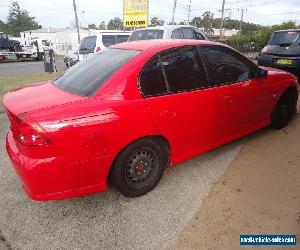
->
[52,43,79,56]
[217,40,262,60]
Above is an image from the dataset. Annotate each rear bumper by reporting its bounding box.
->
[258,53,300,75]
[6,131,109,201]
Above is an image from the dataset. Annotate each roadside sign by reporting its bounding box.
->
[123,0,148,28]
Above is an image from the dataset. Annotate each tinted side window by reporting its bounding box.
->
[102,35,116,47]
[159,46,208,93]
[171,29,183,39]
[116,35,130,43]
[140,56,167,97]
[201,46,253,86]
[79,36,96,53]
[182,28,195,39]
[194,30,205,40]
[129,30,164,41]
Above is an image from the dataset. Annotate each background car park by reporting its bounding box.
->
[1,1,300,250]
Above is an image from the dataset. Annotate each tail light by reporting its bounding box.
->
[95,47,101,52]
[16,113,51,146]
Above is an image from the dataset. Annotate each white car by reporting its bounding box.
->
[78,31,131,60]
[129,25,207,41]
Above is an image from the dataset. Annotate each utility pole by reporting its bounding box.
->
[238,8,245,37]
[219,0,225,38]
[171,0,177,25]
[73,0,80,44]
[187,0,192,24]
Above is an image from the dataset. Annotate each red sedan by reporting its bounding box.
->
[3,40,299,201]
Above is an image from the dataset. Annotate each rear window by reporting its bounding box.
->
[79,36,96,53]
[268,31,300,45]
[129,30,164,41]
[117,35,130,43]
[53,48,140,97]
[102,35,116,47]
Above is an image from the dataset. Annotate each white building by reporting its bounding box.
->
[20,28,92,55]
[212,28,239,37]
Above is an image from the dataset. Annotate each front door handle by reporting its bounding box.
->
[160,110,177,119]
[224,95,233,104]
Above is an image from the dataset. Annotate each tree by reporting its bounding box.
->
[191,17,201,28]
[201,11,214,34]
[88,23,97,29]
[6,1,41,36]
[0,20,8,33]
[150,17,165,27]
[107,17,123,30]
[99,21,106,30]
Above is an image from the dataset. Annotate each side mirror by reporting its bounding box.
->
[255,67,268,78]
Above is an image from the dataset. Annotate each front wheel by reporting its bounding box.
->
[270,90,297,129]
[109,138,169,197]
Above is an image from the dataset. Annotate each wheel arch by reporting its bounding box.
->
[108,134,171,178]
[283,86,298,105]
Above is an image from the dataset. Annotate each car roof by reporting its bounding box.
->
[111,39,220,51]
[132,25,203,32]
[274,29,300,33]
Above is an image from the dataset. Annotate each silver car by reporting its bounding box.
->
[128,25,207,41]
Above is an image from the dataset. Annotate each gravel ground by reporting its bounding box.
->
[0,113,242,250]
[174,114,300,250]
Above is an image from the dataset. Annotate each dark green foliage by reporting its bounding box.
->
[5,1,41,37]
[107,17,123,30]
[149,17,165,27]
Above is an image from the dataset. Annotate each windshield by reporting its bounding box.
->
[53,48,140,97]
[79,36,96,54]
[268,31,300,45]
[129,29,164,41]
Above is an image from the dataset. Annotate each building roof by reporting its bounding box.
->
[22,28,85,33]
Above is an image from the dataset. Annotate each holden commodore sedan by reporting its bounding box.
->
[3,40,299,201]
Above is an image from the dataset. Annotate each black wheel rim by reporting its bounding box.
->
[124,147,158,188]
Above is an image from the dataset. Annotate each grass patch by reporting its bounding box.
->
[0,72,61,103]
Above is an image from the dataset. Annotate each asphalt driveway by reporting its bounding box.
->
[0,113,242,250]
[0,59,66,76]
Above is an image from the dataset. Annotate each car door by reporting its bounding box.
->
[200,45,273,136]
[140,46,221,163]
[171,28,183,39]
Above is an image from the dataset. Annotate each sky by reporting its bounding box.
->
[0,0,300,28]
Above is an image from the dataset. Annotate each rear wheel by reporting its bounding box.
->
[270,90,297,129]
[13,43,22,52]
[109,138,169,197]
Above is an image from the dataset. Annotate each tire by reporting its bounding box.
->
[270,90,297,130]
[13,43,22,52]
[109,138,169,197]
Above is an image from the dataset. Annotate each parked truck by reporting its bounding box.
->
[0,35,50,62]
